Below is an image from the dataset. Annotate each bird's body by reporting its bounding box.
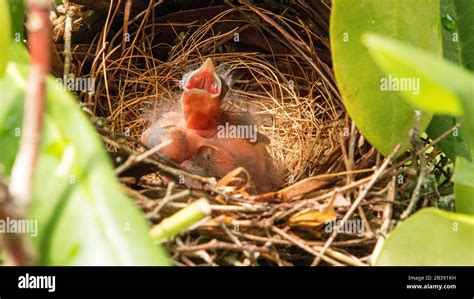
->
[141,59,283,193]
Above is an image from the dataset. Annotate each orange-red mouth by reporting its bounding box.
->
[184,58,221,95]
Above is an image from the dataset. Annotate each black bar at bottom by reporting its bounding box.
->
[0,266,471,298]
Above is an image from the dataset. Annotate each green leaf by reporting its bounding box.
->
[453,157,474,215]
[363,35,463,115]
[363,34,474,217]
[362,33,474,159]
[8,40,30,64]
[426,115,471,161]
[426,0,474,161]
[442,0,474,69]
[375,208,474,265]
[330,0,441,156]
[7,0,25,42]
[0,0,12,77]
[0,63,170,265]
[0,64,24,173]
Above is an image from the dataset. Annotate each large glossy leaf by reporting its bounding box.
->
[362,33,474,158]
[445,0,474,69]
[440,0,474,66]
[453,157,474,215]
[0,0,11,77]
[363,34,467,115]
[363,33,474,215]
[426,0,474,161]
[375,208,474,265]
[330,0,441,156]
[0,62,170,265]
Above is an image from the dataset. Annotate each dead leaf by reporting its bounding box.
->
[289,200,337,228]
[250,176,333,202]
[216,167,251,194]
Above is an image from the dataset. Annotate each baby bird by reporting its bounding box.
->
[141,58,283,193]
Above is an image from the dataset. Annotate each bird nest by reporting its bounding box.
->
[58,1,403,266]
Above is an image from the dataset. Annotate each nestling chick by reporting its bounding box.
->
[141,58,283,193]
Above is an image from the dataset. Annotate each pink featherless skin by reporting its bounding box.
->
[141,59,283,193]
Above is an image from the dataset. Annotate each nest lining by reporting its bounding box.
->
[93,7,344,185]
[58,1,404,266]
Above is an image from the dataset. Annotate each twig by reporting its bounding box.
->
[219,222,258,264]
[10,0,51,214]
[147,186,191,218]
[233,231,374,248]
[370,177,395,265]
[388,122,461,173]
[312,245,367,266]
[62,0,72,78]
[311,143,401,266]
[167,202,268,213]
[341,123,373,237]
[176,239,271,254]
[115,140,172,174]
[401,111,427,219]
[101,134,213,184]
[272,226,341,265]
[6,0,52,266]
[275,174,375,221]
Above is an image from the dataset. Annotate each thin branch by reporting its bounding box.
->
[312,143,401,266]
[62,0,72,78]
[6,0,52,265]
[272,226,341,266]
[370,177,395,264]
[9,0,50,213]
[401,111,428,219]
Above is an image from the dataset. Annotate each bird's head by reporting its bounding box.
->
[181,58,228,132]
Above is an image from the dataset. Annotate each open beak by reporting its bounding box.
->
[199,58,215,76]
[184,58,229,100]
[181,58,230,132]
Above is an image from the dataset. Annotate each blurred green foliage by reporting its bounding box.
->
[0,0,170,265]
